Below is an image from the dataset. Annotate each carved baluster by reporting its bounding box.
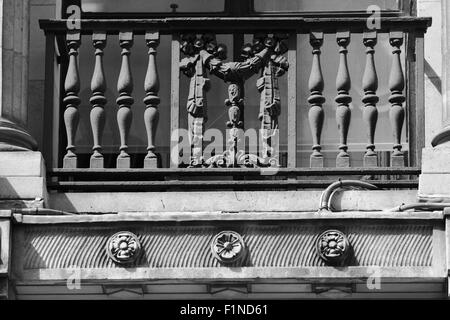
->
[335,31,352,167]
[89,32,107,168]
[116,31,134,168]
[389,31,406,167]
[63,31,81,168]
[143,31,160,168]
[257,33,288,167]
[308,31,325,168]
[180,34,217,167]
[200,36,272,167]
[362,31,379,167]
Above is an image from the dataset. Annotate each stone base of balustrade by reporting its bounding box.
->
[336,156,350,168]
[63,157,77,169]
[144,157,158,169]
[117,156,131,169]
[90,156,104,169]
[363,155,378,167]
[310,156,323,168]
[391,154,405,167]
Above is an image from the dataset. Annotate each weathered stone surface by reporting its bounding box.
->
[17,211,443,224]
[363,155,378,167]
[419,174,450,199]
[15,222,435,271]
[310,156,323,168]
[0,199,44,209]
[419,145,450,199]
[90,156,104,169]
[336,155,350,167]
[63,157,77,169]
[0,152,45,176]
[116,157,131,169]
[0,177,46,199]
[144,157,158,169]
[421,146,450,173]
[391,154,405,167]
[48,190,418,213]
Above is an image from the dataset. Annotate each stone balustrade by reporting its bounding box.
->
[39,17,430,171]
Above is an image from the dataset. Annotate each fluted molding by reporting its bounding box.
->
[335,31,352,167]
[116,31,134,168]
[0,0,38,155]
[389,31,406,166]
[308,31,325,168]
[63,31,81,168]
[23,224,433,269]
[143,31,161,168]
[362,31,379,167]
[89,32,107,168]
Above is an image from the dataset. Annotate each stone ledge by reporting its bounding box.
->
[12,211,444,224]
[11,280,446,300]
[18,267,444,282]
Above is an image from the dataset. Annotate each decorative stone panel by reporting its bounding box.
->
[20,223,433,270]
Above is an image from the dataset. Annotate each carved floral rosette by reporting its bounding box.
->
[106,231,141,264]
[316,229,350,264]
[211,231,246,264]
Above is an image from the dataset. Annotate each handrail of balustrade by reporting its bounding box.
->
[39,17,431,34]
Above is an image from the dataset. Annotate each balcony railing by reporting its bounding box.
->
[39,16,431,190]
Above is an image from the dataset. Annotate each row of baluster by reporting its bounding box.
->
[308,30,406,168]
[63,30,160,169]
[61,29,406,169]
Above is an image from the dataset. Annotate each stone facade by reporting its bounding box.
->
[1,0,450,300]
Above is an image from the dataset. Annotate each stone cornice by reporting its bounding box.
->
[10,210,445,225]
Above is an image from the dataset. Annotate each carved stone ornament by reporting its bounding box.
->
[180,33,288,168]
[211,231,246,264]
[316,230,350,264]
[106,231,141,264]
